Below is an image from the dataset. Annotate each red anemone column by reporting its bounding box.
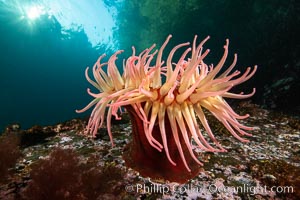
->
[122,105,203,183]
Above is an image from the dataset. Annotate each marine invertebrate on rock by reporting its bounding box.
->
[76,35,257,183]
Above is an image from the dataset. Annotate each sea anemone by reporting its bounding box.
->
[76,35,257,183]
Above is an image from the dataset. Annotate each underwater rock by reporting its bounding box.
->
[0,102,300,199]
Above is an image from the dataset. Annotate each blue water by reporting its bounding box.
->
[1,0,299,131]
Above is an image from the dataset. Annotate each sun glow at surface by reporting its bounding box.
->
[26,5,44,20]
[1,0,118,49]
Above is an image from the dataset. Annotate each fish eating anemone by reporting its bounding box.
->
[76,35,257,183]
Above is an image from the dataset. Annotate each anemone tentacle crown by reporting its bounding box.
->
[77,35,257,174]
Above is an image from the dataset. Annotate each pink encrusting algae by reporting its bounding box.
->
[76,35,257,175]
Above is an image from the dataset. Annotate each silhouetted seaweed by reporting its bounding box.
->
[21,148,82,200]
[0,133,22,184]
[21,148,125,200]
[81,163,124,199]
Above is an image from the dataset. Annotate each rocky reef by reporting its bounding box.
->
[0,102,299,199]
